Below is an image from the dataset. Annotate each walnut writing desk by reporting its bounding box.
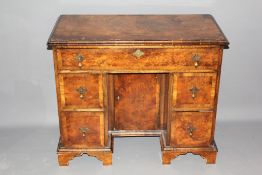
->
[47,15,229,166]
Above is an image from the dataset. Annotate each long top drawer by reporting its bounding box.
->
[55,48,221,72]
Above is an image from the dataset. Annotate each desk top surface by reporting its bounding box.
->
[47,15,229,48]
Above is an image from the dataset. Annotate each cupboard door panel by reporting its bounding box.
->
[114,74,160,130]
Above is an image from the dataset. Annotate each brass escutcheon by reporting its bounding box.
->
[76,87,87,99]
[133,49,144,59]
[79,127,89,137]
[187,126,196,137]
[192,54,201,68]
[75,54,85,67]
[190,86,199,99]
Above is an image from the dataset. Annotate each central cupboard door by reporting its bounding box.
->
[114,74,161,130]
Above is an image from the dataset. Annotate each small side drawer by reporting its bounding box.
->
[170,112,214,147]
[172,73,217,110]
[60,112,104,148]
[172,48,220,70]
[58,73,103,110]
[56,48,220,71]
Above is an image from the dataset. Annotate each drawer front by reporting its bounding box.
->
[61,112,104,148]
[172,73,217,109]
[171,48,219,70]
[56,48,219,71]
[58,74,103,109]
[170,112,213,147]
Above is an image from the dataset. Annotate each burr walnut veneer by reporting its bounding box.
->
[47,15,229,166]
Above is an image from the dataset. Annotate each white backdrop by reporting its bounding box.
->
[0,0,261,127]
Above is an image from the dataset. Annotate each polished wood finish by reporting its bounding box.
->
[56,48,220,72]
[58,151,112,166]
[58,74,103,109]
[114,74,160,130]
[170,112,214,147]
[48,15,228,47]
[162,149,217,164]
[60,111,104,148]
[172,73,217,110]
[47,15,229,166]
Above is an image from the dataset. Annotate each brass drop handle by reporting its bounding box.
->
[75,54,85,68]
[192,54,201,68]
[76,87,87,99]
[79,127,89,137]
[190,86,199,99]
[133,49,144,59]
[187,127,196,137]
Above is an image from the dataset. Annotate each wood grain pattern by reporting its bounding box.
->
[47,15,229,166]
[58,73,103,110]
[159,74,168,129]
[56,48,220,71]
[61,111,104,148]
[210,48,223,145]
[58,151,112,166]
[47,15,229,48]
[108,74,115,130]
[170,112,213,147]
[114,74,160,130]
[173,73,217,110]
[102,74,109,146]
[162,150,217,164]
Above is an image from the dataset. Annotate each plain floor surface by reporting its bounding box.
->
[0,121,261,175]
